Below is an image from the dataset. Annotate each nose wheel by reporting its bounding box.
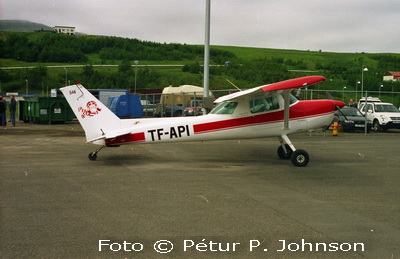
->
[278,135,309,167]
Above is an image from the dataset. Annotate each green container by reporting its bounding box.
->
[19,97,74,124]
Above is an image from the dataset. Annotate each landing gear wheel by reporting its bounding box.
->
[291,149,309,167]
[88,152,98,161]
[277,144,292,159]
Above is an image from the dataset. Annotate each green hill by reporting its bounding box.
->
[0,31,399,104]
[0,20,52,32]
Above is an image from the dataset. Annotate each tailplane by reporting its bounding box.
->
[60,84,122,144]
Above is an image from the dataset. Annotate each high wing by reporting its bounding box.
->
[215,76,325,103]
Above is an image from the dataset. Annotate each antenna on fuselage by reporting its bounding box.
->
[225,79,242,91]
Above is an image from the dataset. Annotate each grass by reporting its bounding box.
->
[213,45,382,70]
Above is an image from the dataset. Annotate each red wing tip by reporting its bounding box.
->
[333,100,346,109]
[262,76,326,92]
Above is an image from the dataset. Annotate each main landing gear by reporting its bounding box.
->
[277,135,309,167]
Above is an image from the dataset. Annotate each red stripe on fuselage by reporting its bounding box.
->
[105,132,145,146]
[193,100,337,134]
[193,110,284,134]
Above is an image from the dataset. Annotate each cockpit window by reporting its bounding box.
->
[289,94,298,104]
[249,96,280,113]
[210,102,238,114]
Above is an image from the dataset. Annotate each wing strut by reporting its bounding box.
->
[282,90,291,132]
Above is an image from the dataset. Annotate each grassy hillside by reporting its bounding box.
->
[213,45,378,69]
[0,20,51,32]
[1,31,400,105]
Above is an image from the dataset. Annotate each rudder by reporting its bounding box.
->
[60,84,121,143]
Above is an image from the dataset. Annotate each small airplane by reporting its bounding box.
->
[60,76,344,166]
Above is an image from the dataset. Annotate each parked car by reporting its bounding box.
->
[183,106,204,116]
[333,107,372,132]
[361,102,400,132]
[141,100,155,117]
[357,97,381,110]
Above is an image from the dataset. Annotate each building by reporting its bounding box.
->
[383,71,400,82]
[52,26,75,36]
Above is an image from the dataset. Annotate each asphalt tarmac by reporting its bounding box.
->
[1,121,400,258]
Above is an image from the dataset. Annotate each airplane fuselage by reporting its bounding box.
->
[104,95,340,147]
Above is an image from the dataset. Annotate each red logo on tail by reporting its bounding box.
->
[78,101,102,118]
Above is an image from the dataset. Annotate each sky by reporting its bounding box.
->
[1,0,399,53]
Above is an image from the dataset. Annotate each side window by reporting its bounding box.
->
[289,94,298,104]
[250,99,267,113]
[210,102,238,114]
[280,94,298,104]
[250,96,280,113]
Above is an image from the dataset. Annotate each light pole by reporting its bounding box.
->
[355,80,360,101]
[134,60,139,94]
[379,84,383,98]
[64,67,68,86]
[203,0,211,98]
[392,84,394,103]
[25,79,28,94]
[343,86,347,102]
[361,66,368,98]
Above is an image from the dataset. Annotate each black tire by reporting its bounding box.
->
[277,144,292,160]
[373,120,381,132]
[291,149,309,167]
[88,152,97,161]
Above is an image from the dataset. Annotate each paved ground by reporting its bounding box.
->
[1,121,400,258]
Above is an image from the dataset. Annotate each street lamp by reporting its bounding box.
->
[379,84,383,98]
[343,86,347,102]
[25,79,28,94]
[134,60,139,94]
[361,66,368,98]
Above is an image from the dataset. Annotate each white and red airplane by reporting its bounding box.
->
[60,76,344,166]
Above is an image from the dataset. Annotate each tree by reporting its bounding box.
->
[119,60,132,73]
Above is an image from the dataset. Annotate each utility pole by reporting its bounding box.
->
[203,0,211,98]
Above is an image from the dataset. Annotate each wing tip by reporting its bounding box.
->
[261,76,325,92]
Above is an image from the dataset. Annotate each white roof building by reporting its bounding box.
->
[383,71,400,82]
[52,26,75,36]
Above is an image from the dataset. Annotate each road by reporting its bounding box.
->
[1,121,399,258]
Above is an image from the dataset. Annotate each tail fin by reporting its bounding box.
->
[60,84,121,143]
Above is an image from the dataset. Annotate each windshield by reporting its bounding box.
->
[210,102,238,114]
[375,104,399,112]
[341,108,362,116]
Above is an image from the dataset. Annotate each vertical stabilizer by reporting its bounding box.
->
[60,85,121,143]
